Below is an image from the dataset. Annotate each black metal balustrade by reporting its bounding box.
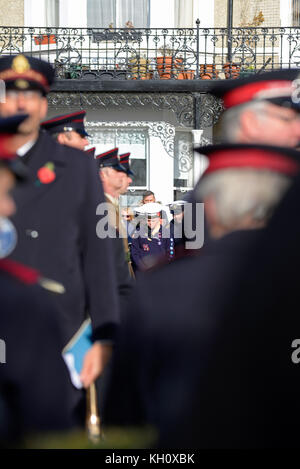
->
[1,22,300,80]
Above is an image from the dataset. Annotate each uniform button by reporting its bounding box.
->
[26,229,39,238]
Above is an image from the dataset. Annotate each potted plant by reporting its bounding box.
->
[34,33,56,45]
[223,62,240,79]
[156,44,183,79]
[128,53,152,79]
[200,64,218,80]
[239,64,256,78]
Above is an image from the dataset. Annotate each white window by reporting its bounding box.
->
[45,0,60,27]
[87,0,150,28]
[86,124,149,192]
[173,130,194,200]
[24,0,59,27]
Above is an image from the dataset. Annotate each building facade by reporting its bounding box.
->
[0,0,298,204]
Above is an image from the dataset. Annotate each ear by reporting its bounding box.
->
[99,170,105,183]
[239,110,261,141]
[39,97,48,120]
[57,133,67,145]
[204,196,218,228]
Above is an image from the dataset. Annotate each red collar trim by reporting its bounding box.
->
[204,149,299,176]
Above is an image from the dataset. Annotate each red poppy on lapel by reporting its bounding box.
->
[37,162,56,184]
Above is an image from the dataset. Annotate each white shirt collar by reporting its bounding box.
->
[16,139,36,157]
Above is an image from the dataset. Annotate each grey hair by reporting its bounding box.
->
[196,168,292,226]
[219,100,268,142]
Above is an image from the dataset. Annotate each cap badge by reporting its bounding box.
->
[14,79,29,89]
[12,55,30,74]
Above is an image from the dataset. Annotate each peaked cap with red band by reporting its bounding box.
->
[209,69,300,110]
[119,152,134,176]
[96,147,126,172]
[41,110,90,137]
[194,143,300,177]
[0,114,28,180]
[85,146,96,157]
[0,54,55,95]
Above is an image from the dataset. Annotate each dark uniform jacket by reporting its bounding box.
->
[130,223,174,272]
[10,130,119,345]
[0,260,73,444]
[103,229,263,445]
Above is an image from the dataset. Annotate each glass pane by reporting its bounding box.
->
[174,131,194,189]
[118,0,150,28]
[87,0,116,28]
[45,0,60,27]
[120,190,145,208]
[86,124,148,188]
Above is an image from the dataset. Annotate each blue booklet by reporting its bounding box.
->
[62,318,93,389]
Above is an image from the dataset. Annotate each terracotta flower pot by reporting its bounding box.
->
[156,56,173,74]
[201,73,213,80]
[156,56,183,78]
[34,34,56,45]
[184,70,195,80]
[159,72,172,79]
[200,64,218,79]
[223,62,240,79]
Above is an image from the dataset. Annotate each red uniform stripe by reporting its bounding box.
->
[224,80,292,108]
[204,149,299,176]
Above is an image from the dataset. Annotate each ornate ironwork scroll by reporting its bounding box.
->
[86,121,176,157]
[2,25,300,79]
[48,92,194,127]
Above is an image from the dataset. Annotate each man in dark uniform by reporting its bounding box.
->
[168,200,189,254]
[104,143,300,447]
[0,55,119,404]
[0,115,73,444]
[130,202,174,272]
[97,147,135,279]
[119,152,133,197]
[85,146,96,157]
[210,69,300,147]
[41,110,90,151]
[96,146,133,286]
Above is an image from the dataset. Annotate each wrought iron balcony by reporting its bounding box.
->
[1,23,300,81]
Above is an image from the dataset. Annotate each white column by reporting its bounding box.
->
[149,136,174,204]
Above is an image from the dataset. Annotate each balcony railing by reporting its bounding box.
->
[1,24,300,80]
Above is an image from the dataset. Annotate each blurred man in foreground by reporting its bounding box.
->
[211,69,300,147]
[0,115,72,445]
[104,143,300,447]
[0,55,119,423]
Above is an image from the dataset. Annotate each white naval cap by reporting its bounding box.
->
[135,202,165,216]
